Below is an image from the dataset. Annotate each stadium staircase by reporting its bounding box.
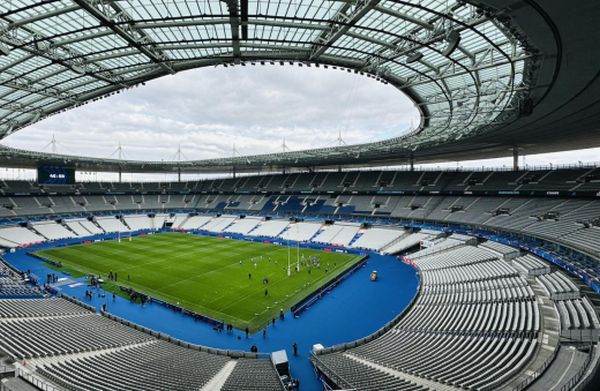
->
[345,353,462,391]
[28,224,49,241]
[378,231,412,254]
[347,232,363,247]
[26,340,158,368]
[200,361,237,391]
[62,222,81,238]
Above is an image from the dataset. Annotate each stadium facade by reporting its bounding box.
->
[0,1,600,390]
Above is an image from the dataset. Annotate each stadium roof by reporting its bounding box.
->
[0,0,598,173]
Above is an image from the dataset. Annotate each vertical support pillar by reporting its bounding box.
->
[118,167,122,183]
[178,166,181,182]
[232,166,236,179]
[513,147,519,171]
[409,155,415,171]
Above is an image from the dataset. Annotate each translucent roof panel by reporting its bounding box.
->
[0,0,534,167]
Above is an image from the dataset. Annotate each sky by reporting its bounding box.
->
[2,65,419,161]
[2,64,600,178]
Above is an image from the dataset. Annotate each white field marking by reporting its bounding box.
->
[160,246,285,292]
[215,254,363,318]
[52,239,239,275]
[151,248,353,325]
[46,234,358,326]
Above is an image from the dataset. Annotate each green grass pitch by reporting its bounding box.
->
[34,232,363,331]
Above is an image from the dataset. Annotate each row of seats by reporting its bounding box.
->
[421,258,519,285]
[3,168,600,196]
[350,228,406,251]
[419,279,535,305]
[1,214,423,255]
[351,330,537,390]
[0,298,284,390]
[315,353,424,391]
[37,341,231,391]
[2,189,600,271]
[537,271,581,300]
[311,223,360,247]
[0,277,39,299]
[513,254,551,277]
[0,259,39,299]
[314,244,542,390]
[557,298,600,341]
[0,313,154,359]
[221,359,285,391]
[279,222,322,242]
[409,245,497,271]
[0,298,88,319]
[406,237,463,259]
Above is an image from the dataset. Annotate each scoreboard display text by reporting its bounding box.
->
[37,165,75,185]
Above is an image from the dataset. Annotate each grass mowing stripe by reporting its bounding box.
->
[35,232,363,331]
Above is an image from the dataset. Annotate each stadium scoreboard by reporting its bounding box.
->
[37,164,75,185]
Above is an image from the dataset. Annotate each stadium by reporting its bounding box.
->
[0,0,599,390]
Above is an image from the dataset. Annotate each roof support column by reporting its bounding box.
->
[222,0,241,58]
[513,147,519,171]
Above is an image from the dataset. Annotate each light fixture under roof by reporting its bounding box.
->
[406,51,423,63]
[0,43,10,56]
[442,30,461,57]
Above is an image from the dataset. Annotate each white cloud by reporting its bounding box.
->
[1,64,598,169]
[2,65,418,161]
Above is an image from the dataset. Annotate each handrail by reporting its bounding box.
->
[15,366,61,391]
[560,344,595,391]
[310,354,356,390]
[511,344,558,391]
[100,310,270,359]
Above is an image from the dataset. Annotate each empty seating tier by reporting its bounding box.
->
[37,341,231,391]
[0,298,89,319]
[0,313,154,359]
[537,271,580,300]
[221,359,284,391]
[0,297,283,390]
[313,243,546,390]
